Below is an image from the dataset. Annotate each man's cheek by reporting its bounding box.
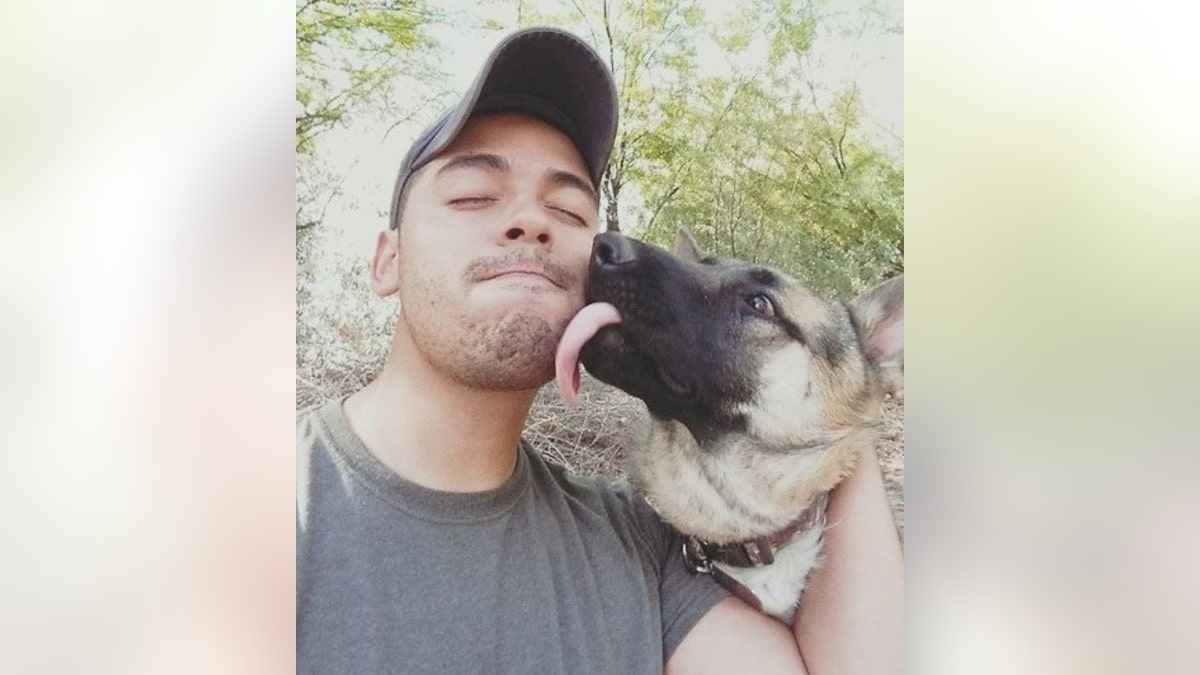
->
[563,232,593,285]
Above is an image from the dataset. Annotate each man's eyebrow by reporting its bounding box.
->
[544,168,598,204]
[436,153,509,177]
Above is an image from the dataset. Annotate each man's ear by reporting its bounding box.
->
[848,275,904,397]
[371,230,401,297]
[673,228,705,263]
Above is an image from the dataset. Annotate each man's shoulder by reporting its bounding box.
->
[297,397,351,452]
[297,399,337,464]
[296,398,346,530]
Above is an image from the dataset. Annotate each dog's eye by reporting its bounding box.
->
[746,294,775,317]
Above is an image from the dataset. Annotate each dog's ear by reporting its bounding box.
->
[848,275,904,396]
[673,228,705,263]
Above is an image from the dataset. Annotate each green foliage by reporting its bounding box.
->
[296,0,435,157]
[629,53,894,291]
[296,0,446,233]
[503,0,708,233]
[637,75,902,297]
[495,0,901,296]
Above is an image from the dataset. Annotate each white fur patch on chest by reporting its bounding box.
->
[721,520,826,623]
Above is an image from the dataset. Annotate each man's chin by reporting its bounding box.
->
[443,310,561,391]
[401,287,580,392]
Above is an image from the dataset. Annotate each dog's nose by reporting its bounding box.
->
[592,232,637,267]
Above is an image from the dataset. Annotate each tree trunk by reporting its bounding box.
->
[605,194,621,232]
[603,172,621,232]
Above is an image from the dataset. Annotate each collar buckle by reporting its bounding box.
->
[682,536,714,575]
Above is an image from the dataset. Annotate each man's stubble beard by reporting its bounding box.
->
[400,270,570,392]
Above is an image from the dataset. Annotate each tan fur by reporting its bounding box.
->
[624,391,876,622]
[620,234,902,623]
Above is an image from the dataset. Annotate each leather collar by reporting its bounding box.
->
[681,492,830,610]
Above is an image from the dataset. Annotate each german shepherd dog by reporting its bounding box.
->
[555,230,903,623]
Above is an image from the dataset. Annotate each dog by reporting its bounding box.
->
[554,229,903,623]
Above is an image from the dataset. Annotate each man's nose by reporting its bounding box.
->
[500,199,553,245]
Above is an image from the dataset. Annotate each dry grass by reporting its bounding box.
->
[524,378,639,478]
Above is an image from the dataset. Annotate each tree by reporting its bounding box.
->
[507,0,709,233]
[296,0,442,233]
[638,75,903,296]
[496,0,901,294]
[296,0,436,156]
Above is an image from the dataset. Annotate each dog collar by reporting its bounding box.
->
[681,492,830,609]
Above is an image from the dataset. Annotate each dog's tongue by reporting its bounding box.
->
[555,302,622,406]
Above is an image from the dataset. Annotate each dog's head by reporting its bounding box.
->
[576,230,903,450]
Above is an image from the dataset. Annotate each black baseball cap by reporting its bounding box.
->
[388,26,619,229]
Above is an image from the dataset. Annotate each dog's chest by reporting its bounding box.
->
[628,429,831,542]
[719,520,826,622]
[625,418,846,622]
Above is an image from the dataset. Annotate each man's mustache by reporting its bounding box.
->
[464,250,580,290]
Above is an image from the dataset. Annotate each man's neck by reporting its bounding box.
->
[342,348,538,493]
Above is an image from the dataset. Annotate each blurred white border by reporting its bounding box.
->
[2,0,1199,671]
[1,1,296,672]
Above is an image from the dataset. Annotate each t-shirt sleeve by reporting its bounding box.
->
[657,526,730,659]
[619,486,731,661]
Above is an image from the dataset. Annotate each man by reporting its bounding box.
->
[297,27,901,674]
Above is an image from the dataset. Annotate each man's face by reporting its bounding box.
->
[386,112,600,391]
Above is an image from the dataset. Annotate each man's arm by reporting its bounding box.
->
[666,596,807,674]
[793,445,904,674]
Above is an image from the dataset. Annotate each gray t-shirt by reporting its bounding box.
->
[297,399,728,674]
